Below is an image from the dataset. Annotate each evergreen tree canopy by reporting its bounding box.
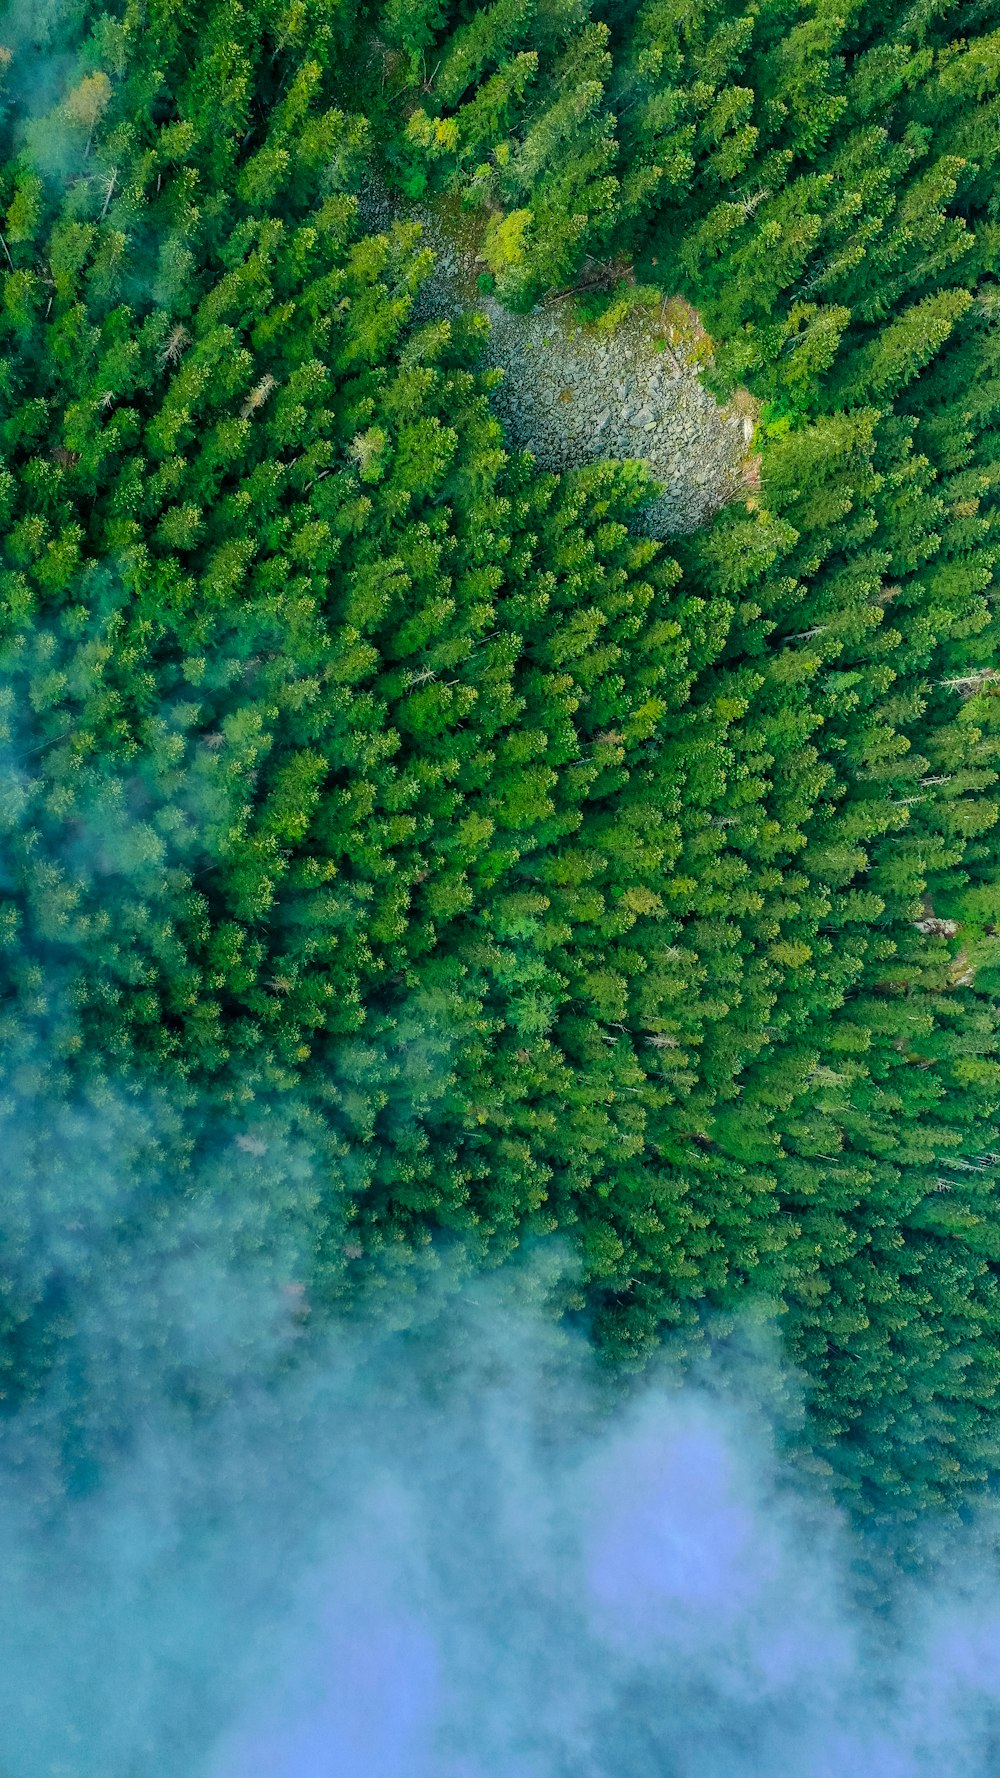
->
[1,0,1000,1524]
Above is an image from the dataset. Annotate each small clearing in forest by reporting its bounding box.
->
[360,177,759,535]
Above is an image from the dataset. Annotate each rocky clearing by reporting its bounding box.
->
[360,177,758,536]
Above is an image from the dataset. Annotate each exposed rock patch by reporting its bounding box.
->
[359,177,758,536]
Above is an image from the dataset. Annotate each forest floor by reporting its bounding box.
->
[359,174,760,535]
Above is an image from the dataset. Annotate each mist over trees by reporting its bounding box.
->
[0,0,999,1534]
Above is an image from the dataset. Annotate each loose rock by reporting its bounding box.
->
[357,175,758,536]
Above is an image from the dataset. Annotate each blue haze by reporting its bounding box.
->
[0,1096,999,1778]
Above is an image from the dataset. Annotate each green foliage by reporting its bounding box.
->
[2,0,1000,1532]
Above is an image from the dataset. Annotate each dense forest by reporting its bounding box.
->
[1,0,1000,1532]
